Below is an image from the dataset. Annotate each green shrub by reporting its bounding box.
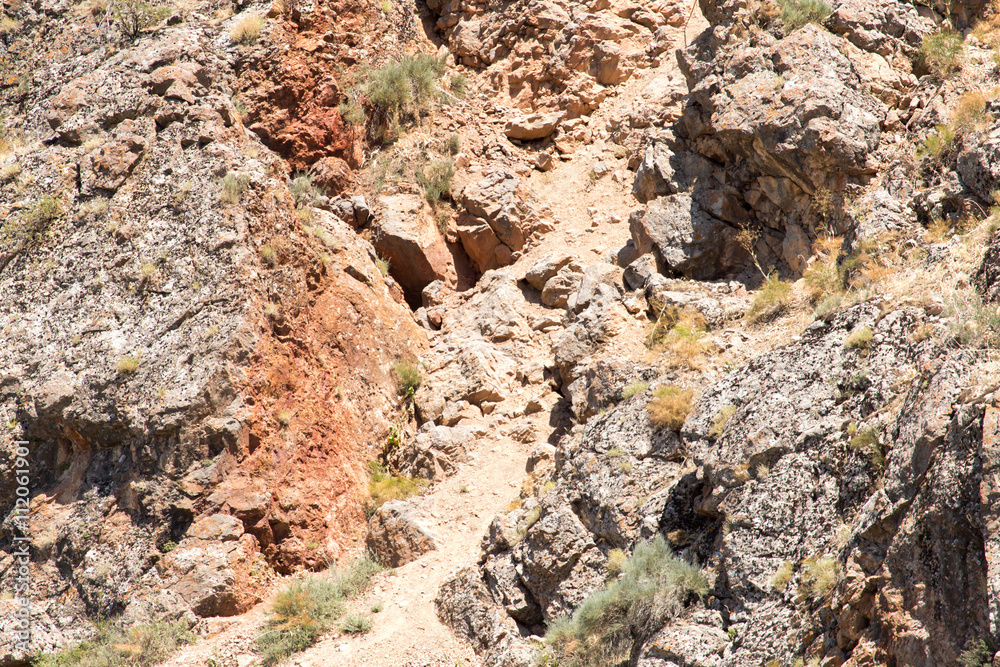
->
[449,73,468,98]
[34,621,195,667]
[541,535,707,667]
[111,0,171,39]
[260,244,277,265]
[621,380,649,401]
[259,556,381,665]
[777,0,832,30]
[161,540,178,553]
[362,54,447,127]
[746,273,793,324]
[917,124,956,160]
[843,326,873,351]
[219,172,249,204]
[944,289,1000,347]
[391,359,422,397]
[920,30,965,78]
[849,426,883,470]
[416,158,454,205]
[606,548,628,576]
[338,100,366,126]
[647,386,694,431]
[446,133,461,155]
[232,95,248,117]
[814,294,842,320]
[290,171,322,206]
[959,639,995,667]
[339,613,372,634]
[802,255,841,303]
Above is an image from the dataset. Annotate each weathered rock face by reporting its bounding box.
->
[624,5,928,281]
[0,2,422,656]
[425,0,685,115]
[455,169,553,274]
[438,303,996,666]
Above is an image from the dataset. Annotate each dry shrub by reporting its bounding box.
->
[647,386,694,431]
[230,14,263,44]
[952,90,994,134]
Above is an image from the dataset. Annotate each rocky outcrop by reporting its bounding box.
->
[0,2,423,656]
[426,0,685,116]
[438,303,995,666]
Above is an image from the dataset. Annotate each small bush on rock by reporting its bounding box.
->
[362,54,447,129]
[843,326,873,351]
[708,405,736,439]
[416,158,454,205]
[368,461,427,510]
[110,0,171,39]
[959,639,995,667]
[392,359,422,397]
[540,535,707,667]
[771,560,794,591]
[339,613,372,634]
[647,386,694,431]
[620,380,649,401]
[920,30,965,78]
[746,273,793,324]
[230,14,264,44]
[849,425,884,470]
[952,90,994,134]
[917,124,956,161]
[799,555,840,600]
[777,0,832,31]
[116,355,140,375]
[219,172,249,204]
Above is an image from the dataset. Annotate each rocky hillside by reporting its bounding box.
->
[7,0,1000,665]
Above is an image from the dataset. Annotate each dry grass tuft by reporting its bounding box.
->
[647,385,694,431]
[230,14,264,44]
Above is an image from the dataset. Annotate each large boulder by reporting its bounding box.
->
[505,111,563,140]
[629,193,746,280]
[372,194,457,302]
[366,500,439,567]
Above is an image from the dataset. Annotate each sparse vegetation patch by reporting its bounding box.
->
[746,274,793,324]
[34,621,195,667]
[367,461,427,511]
[231,14,264,44]
[777,0,832,31]
[258,555,382,666]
